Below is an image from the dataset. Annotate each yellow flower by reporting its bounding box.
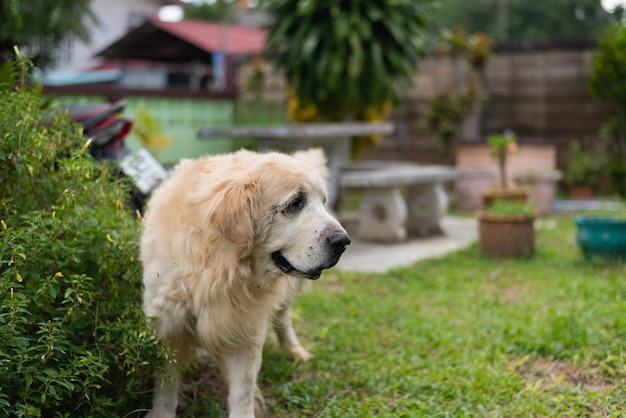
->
[80,138,92,154]
[286,89,321,122]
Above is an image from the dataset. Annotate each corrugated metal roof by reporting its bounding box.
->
[95,17,266,63]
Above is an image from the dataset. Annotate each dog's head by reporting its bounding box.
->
[206,149,350,281]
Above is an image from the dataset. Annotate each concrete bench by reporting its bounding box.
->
[340,161,458,242]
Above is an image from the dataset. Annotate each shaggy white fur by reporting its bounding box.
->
[141,149,350,418]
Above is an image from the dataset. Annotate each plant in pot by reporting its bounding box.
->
[423,89,477,152]
[481,130,529,207]
[564,137,607,199]
[476,199,539,258]
[423,28,493,151]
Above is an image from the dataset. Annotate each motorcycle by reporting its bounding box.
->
[62,99,168,213]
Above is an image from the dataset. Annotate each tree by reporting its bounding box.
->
[263,0,440,121]
[0,0,96,69]
[435,0,613,41]
[183,0,237,23]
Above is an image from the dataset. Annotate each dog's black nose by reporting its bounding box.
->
[328,231,351,249]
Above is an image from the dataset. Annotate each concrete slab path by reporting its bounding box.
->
[335,216,478,273]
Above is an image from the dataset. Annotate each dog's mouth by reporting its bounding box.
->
[271,251,322,280]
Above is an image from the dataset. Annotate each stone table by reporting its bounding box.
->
[198,122,394,207]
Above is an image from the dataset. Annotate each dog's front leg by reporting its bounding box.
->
[221,345,263,418]
[146,341,191,418]
[146,361,180,418]
[273,305,311,361]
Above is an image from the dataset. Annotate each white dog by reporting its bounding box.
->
[141,148,350,417]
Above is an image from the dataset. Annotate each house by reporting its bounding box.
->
[43,11,268,167]
[52,0,183,73]
[93,17,266,91]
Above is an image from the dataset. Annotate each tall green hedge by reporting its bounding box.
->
[0,56,168,417]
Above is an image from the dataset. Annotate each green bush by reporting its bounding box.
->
[0,56,168,417]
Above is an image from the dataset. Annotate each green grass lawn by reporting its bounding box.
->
[181,214,626,417]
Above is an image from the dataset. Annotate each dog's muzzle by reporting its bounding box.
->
[272,231,350,280]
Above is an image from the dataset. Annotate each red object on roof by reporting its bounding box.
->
[152,18,266,55]
[95,17,266,63]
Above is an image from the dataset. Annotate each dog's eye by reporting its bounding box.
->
[284,192,306,214]
[289,195,305,210]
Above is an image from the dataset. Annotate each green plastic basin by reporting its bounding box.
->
[575,215,626,262]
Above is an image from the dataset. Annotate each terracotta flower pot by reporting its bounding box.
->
[571,186,594,200]
[477,211,537,258]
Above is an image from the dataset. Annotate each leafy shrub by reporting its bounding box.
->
[0,55,167,417]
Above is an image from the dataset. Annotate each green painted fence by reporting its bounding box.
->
[50,95,234,167]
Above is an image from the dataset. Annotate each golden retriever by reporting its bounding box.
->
[141,148,350,418]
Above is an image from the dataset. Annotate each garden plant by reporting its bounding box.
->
[0,53,168,417]
[264,0,439,156]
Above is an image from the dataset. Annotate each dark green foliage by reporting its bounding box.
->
[184,0,237,23]
[589,23,626,109]
[435,0,613,41]
[0,0,96,68]
[263,0,440,119]
[588,23,626,197]
[0,55,167,417]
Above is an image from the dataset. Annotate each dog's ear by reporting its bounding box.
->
[292,148,329,181]
[206,180,259,247]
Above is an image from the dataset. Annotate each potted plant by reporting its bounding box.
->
[476,199,538,258]
[575,210,626,262]
[423,28,494,150]
[481,130,529,207]
[564,138,607,199]
[423,90,477,151]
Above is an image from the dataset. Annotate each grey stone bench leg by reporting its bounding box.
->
[357,186,407,242]
[406,182,449,236]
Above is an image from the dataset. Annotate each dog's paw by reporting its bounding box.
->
[289,345,312,362]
